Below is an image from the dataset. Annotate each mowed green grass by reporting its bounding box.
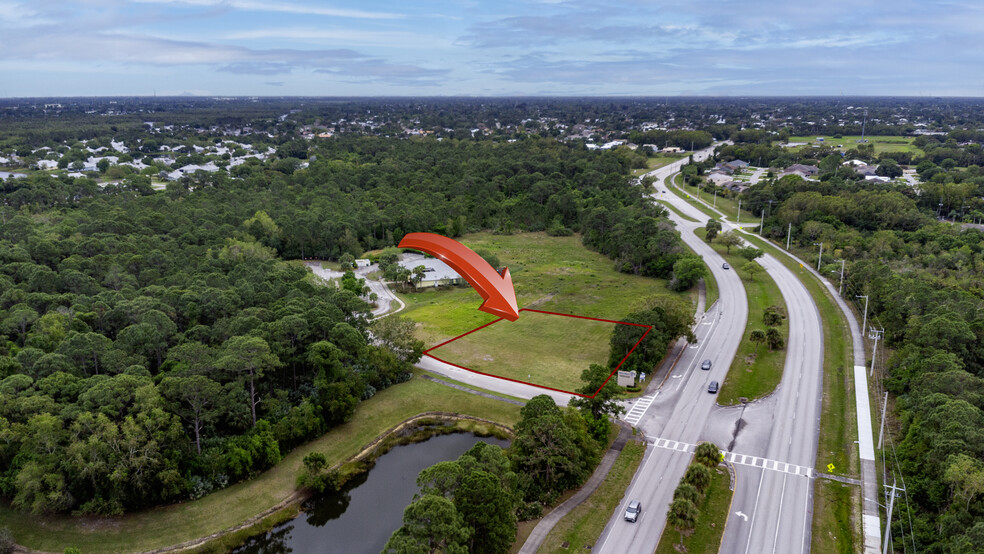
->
[431,310,632,393]
[739,234,859,553]
[539,440,647,552]
[695,228,788,405]
[0,372,521,553]
[631,154,687,176]
[787,135,922,155]
[654,466,733,554]
[398,232,691,348]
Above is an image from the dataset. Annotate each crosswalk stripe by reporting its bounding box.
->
[645,437,814,478]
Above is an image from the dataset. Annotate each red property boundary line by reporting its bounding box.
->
[424,308,652,398]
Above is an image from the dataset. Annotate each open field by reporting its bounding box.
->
[0,372,521,552]
[397,232,694,347]
[695,228,788,405]
[654,465,733,554]
[786,135,922,155]
[539,440,647,552]
[428,310,641,393]
[631,153,688,176]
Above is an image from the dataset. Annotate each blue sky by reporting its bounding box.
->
[0,0,981,97]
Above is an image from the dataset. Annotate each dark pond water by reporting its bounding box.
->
[233,432,510,554]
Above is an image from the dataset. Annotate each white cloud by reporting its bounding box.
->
[132,0,404,19]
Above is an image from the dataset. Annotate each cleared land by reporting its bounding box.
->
[631,153,687,176]
[398,232,694,348]
[539,440,647,552]
[429,310,636,393]
[0,371,521,552]
[786,135,922,155]
[654,466,733,554]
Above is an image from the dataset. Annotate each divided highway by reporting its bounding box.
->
[597,153,826,554]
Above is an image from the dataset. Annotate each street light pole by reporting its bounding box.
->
[786,222,792,250]
[760,209,765,235]
[814,242,823,271]
[857,295,869,338]
[737,199,741,227]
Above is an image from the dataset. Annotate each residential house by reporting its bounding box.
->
[723,159,749,171]
[783,164,819,177]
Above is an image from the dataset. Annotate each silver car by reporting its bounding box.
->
[624,500,642,522]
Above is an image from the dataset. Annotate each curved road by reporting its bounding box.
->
[596,154,826,554]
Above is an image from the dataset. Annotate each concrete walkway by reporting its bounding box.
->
[419,374,525,406]
[519,424,634,553]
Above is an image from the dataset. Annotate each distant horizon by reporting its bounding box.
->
[1,1,981,97]
[4,94,984,100]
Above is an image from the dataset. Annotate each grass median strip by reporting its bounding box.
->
[538,440,646,552]
[694,228,788,405]
[654,464,733,554]
[0,372,522,553]
[738,234,859,554]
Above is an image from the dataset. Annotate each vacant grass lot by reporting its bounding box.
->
[430,310,639,393]
[786,135,922,155]
[539,440,647,552]
[0,372,521,553]
[654,466,733,554]
[398,232,693,347]
[631,153,687,176]
[695,228,788,405]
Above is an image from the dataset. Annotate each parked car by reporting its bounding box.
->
[708,381,719,393]
[722,262,730,269]
[701,359,712,370]
[624,500,642,522]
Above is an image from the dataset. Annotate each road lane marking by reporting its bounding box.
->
[646,438,814,478]
[622,392,658,426]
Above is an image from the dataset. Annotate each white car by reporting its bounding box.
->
[624,500,642,522]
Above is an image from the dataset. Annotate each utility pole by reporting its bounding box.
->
[883,478,899,554]
[857,295,869,337]
[877,391,889,449]
[760,209,765,234]
[786,222,792,250]
[869,327,883,377]
[839,259,845,295]
[713,189,717,208]
[737,199,741,227]
[815,242,823,271]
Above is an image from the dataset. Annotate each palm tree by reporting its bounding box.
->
[683,463,712,494]
[673,483,702,506]
[766,326,784,351]
[667,498,699,550]
[749,329,767,354]
[694,442,723,468]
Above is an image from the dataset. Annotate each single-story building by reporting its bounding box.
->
[723,159,749,171]
[783,164,819,177]
[355,259,371,268]
[398,257,465,288]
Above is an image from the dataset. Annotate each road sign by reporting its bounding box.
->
[827,463,836,472]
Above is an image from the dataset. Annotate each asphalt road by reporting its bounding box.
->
[597,151,826,554]
[595,148,750,554]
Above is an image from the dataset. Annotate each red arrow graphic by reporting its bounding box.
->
[398,233,520,321]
